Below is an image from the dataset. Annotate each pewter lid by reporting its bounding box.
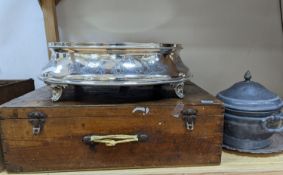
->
[217,71,283,112]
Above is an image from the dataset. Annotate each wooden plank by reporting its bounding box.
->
[1,114,222,138]
[0,79,35,171]
[0,151,282,174]
[40,0,59,43]
[2,113,222,172]
[0,79,34,105]
[0,105,223,119]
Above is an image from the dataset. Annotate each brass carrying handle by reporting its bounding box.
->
[82,134,148,146]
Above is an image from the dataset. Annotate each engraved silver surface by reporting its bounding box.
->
[50,85,64,102]
[40,42,190,101]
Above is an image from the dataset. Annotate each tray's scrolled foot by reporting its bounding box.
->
[50,85,64,102]
[172,82,185,98]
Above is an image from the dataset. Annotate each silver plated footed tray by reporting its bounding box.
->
[40,42,190,101]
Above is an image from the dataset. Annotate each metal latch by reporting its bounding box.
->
[182,109,197,131]
[28,112,46,135]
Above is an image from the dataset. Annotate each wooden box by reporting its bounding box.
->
[0,82,224,172]
[0,79,35,171]
[0,79,34,104]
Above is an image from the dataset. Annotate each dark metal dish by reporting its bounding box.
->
[217,71,283,151]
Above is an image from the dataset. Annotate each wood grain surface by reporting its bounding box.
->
[40,0,59,43]
[0,82,224,172]
[0,79,34,105]
[0,79,35,171]
[0,150,282,175]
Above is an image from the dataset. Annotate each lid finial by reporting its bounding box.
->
[244,70,252,81]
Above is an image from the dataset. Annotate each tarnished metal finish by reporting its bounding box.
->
[40,42,190,101]
[182,108,197,131]
[223,112,283,150]
[217,71,283,112]
[28,112,46,135]
[223,133,283,154]
[217,71,283,151]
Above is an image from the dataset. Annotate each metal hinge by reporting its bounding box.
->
[28,112,46,135]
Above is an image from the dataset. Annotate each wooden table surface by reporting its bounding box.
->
[0,150,282,175]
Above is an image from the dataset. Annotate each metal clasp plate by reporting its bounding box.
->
[182,109,197,131]
[28,112,46,135]
[132,106,150,115]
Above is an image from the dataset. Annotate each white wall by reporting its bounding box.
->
[0,0,283,97]
[0,0,48,87]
